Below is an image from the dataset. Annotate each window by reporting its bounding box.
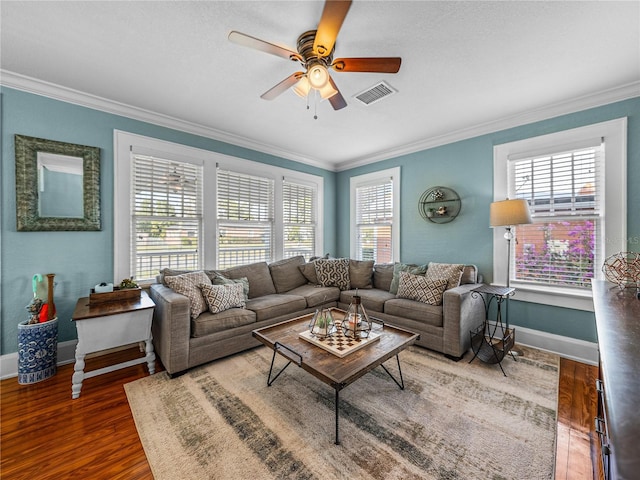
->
[350,167,400,263]
[216,169,274,269]
[511,145,601,288]
[131,155,203,280]
[493,118,627,311]
[283,179,317,260]
[114,131,324,282]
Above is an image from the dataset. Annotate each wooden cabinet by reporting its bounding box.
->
[592,280,640,480]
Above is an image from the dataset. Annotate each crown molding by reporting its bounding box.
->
[335,81,640,171]
[2,70,637,174]
[0,70,333,171]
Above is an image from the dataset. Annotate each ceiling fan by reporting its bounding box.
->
[228,0,401,112]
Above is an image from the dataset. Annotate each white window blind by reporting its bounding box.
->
[217,169,274,269]
[131,155,203,281]
[283,180,316,260]
[510,143,603,288]
[355,179,393,263]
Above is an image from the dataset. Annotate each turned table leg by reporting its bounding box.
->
[71,346,86,399]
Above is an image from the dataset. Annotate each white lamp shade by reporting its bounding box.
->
[293,76,311,97]
[490,198,532,227]
[318,81,338,99]
[308,64,329,89]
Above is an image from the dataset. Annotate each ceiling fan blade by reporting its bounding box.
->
[260,72,305,100]
[313,0,352,57]
[228,31,302,62]
[327,77,347,110]
[332,57,402,73]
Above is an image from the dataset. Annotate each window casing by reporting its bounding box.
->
[493,118,627,311]
[350,167,400,263]
[114,131,323,283]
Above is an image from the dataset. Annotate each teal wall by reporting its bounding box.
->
[1,85,637,355]
[336,97,640,343]
[0,87,337,355]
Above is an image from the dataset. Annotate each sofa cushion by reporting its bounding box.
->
[200,283,246,314]
[340,288,396,313]
[269,256,308,293]
[461,265,478,284]
[349,259,374,289]
[211,273,249,300]
[299,262,319,284]
[219,261,276,299]
[245,294,307,322]
[286,284,340,307]
[426,262,464,290]
[373,263,395,291]
[396,272,448,306]
[191,308,256,337]
[384,298,444,327]
[164,271,211,319]
[314,258,351,290]
[389,263,428,294]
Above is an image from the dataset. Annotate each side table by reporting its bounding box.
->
[468,285,516,376]
[71,290,156,399]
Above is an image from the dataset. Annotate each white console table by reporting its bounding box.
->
[71,291,156,399]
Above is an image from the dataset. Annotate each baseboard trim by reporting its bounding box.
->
[510,324,599,366]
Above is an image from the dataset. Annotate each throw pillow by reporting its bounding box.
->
[389,263,428,294]
[211,273,249,300]
[199,283,245,314]
[314,258,351,290]
[164,271,211,319]
[396,272,448,306]
[426,262,464,290]
[349,259,374,289]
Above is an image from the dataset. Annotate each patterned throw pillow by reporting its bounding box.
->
[164,271,211,319]
[211,273,249,300]
[389,263,428,294]
[199,283,246,314]
[396,272,448,306]
[314,258,351,290]
[425,262,465,290]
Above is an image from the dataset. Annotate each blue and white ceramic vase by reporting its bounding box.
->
[17,317,58,384]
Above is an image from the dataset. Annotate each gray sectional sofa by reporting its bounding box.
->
[149,256,485,376]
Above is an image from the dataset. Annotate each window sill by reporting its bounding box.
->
[490,282,594,312]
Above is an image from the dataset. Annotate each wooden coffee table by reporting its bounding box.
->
[252,308,420,444]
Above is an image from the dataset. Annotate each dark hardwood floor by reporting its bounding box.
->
[1,347,599,480]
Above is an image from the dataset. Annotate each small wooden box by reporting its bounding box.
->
[89,287,141,305]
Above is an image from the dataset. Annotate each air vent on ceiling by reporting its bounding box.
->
[353,81,397,106]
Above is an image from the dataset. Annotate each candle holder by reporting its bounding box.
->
[309,306,336,339]
[341,294,371,339]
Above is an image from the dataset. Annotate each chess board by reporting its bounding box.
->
[299,323,381,358]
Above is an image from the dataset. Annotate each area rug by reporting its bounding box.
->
[125,345,558,480]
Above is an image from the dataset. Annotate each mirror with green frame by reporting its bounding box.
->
[15,135,101,231]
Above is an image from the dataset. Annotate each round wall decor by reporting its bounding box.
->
[419,186,461,224]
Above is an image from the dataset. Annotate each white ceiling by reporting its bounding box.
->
[1,1,639,171]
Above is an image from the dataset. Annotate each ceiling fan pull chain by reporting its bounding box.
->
[314,90,318,120]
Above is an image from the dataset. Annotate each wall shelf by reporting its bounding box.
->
[419,186,461,224]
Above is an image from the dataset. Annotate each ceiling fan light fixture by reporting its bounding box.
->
[308,64,329,89]
[293,76,311,97]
